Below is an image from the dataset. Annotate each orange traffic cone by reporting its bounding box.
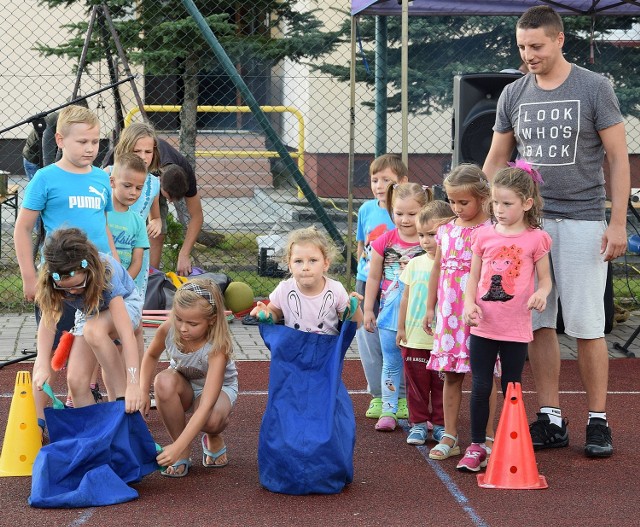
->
[0,371,41,477]
[477,382,547,489]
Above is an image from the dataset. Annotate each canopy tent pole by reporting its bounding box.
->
[375,16,388,157]
[401,0,409,166]
[347,16,358,287]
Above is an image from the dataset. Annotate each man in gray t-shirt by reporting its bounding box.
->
[483,5,629,459]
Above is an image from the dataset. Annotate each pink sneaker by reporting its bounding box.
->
[456,443,487,472]
[375,415,397,432]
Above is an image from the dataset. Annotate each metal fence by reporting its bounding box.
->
[0,1,639,313]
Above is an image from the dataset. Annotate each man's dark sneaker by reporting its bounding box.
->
[529,412,569,450]
[584,418,613,458]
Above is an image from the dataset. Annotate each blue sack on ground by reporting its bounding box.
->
[258,321,357,495]
[29,401,158,508]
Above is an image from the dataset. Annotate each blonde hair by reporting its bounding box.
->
[418,200,455,227]
[171,279,233,360]
[113,152,147,178]
[36,228,108,328]
[56,105,99,136]
[370,154,408,181]
[283,226,337,266]
[491,167,544,229]
[443,163,490,203]
[385,182,433,217]
[114,122,160,173]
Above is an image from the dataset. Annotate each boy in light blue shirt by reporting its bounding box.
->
[107,152,150,294]
[14,104,117,439]
[355,154,409,420]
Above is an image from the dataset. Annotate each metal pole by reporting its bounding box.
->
[401,0,409,167]
[375,16,387,157]
[72,6,98,100]
[99,4,149,123]
[347,16,358,288]
[180,0,357,272]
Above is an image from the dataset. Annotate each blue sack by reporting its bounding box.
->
[258,321,357,495]
[29,400,158,508]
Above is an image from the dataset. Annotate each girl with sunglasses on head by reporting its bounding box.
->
[34,227,144,414]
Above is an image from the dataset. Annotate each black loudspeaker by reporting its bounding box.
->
[452,73,522,167]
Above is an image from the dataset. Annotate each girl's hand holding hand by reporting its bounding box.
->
[463,303,482,327]
[124,384,143,414]
[527,291,547,312]
[363,310,376,333]
[396,328,407,347]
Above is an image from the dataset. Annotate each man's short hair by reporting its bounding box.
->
[517,5,564,36]
[113,152,147,177]
[56,105,99,136]
[161,164,189,200]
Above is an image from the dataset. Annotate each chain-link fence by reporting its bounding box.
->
[0,1,639,313]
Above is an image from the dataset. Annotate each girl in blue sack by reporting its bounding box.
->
[140,279,238,478]
[34,227,143,413]
[250,226,363,495]
[251,226,363,332]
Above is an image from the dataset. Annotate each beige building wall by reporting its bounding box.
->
[0,0,142,141]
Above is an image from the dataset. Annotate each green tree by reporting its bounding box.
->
[318,15,640,117]
[37,0,340,162]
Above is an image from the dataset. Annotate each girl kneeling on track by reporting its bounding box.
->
[140,279,238,478]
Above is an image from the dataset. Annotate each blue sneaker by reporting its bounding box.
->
[407,423,428,445]
[432,425,445,442]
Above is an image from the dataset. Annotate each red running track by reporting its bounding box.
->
[0,359,639,527]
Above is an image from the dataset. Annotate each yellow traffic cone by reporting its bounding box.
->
[0,371,41,477]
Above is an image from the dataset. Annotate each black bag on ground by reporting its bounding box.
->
[143,271,232,311]
[143,272,176,311]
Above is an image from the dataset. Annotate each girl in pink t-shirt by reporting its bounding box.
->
[364,183,431,432]
[457,162,552,473]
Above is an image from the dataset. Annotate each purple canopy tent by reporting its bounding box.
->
[352,1,640,17]
[348,1,640,159]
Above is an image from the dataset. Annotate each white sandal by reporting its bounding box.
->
[428,432,461,460]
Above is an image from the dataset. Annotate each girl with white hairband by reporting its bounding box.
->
[140,278,238,478]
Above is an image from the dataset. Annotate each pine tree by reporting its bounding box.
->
[37,0,340,163]
[318,15,640,117]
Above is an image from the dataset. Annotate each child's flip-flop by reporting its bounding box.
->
[201,435,228,468]
[160,458,192,478]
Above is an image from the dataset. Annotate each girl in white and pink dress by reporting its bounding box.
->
[423,164,497,461]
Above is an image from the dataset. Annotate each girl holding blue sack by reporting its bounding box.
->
[251,226,363,494]
[33,227,143,413]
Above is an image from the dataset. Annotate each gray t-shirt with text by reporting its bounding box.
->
[494,64,623,220]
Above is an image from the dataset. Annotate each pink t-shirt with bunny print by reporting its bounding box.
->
[269,277,349,335]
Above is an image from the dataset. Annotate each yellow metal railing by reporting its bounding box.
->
[124,105,305,177]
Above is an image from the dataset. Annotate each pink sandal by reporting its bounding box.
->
[375,414,397,432]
